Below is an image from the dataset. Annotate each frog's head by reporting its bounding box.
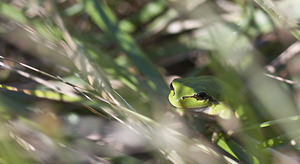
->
[168,78,218,110]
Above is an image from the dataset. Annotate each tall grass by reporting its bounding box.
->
[0,0,300,163]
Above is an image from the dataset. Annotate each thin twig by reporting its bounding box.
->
[264,73,300,88]
[265,41,300,73]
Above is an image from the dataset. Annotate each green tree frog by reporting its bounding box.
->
[168,76,232,119]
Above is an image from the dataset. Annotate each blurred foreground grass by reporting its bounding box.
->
[0,0,300,163]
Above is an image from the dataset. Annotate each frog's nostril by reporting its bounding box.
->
[169,83,176,96]
[170,83,174,91]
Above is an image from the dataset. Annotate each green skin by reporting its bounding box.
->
[169,77,242,162]
[168,76,232,118]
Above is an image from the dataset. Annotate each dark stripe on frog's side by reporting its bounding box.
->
[173,76,224,101]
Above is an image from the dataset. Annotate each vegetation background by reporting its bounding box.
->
[0,0,300,163]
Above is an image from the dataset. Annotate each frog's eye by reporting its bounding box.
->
[194,92,209,100]
[195,92,219,104]
[182,92,209,100]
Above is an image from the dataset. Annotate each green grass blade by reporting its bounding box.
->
[253,0,300,40]
[0,2,27,23]
[81,0,168,95]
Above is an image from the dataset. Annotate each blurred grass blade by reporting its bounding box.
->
[0,3,27,23]
[0,60,77,97]
[0,84,81,102]
[253,0,300,40]
[87,48,149,95]
[122,0,167,32]
[0,3,146,98]
[0,133,30,164]
[81,0,168,95]
[216,135,257,164]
